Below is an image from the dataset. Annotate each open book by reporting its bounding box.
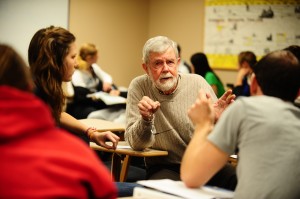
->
[86,91,126,105]
[134,179,234,199]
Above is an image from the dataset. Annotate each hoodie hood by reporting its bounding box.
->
[0,86,55,142]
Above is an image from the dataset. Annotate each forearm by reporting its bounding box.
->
[125,117,155,151]
[60,112,87,135]
[181,124,227,188]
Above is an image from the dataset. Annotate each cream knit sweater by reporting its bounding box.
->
[125,73,217,167]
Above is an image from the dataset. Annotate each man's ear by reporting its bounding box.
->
[250,75,258,95]
[142,63,149,74]
[176,57,181,68]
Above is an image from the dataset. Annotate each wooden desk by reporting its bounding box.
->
[80,118,125,140]
[90,141,168,182]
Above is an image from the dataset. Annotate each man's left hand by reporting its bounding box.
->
[213,90,235,121]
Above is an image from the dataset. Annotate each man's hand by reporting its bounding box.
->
[213,90,235,121]
[188,89,215,127]
[138,96,160,121]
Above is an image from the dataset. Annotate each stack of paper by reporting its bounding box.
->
[86,91,126,105]
[134,179,234,199]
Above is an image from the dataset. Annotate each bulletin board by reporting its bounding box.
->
[204,0,300,70]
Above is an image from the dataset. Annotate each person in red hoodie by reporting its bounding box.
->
[0,44,117,198]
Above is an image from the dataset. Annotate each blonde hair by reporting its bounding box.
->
[77,43,98,70]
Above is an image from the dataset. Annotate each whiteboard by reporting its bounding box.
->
[0,0,69,65]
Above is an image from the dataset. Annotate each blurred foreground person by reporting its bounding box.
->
[0,44,117,199]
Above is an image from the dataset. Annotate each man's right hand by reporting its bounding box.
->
[138,96,160,121]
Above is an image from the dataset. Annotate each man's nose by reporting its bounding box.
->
[162,62,170,71]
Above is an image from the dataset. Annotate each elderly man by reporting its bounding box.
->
[125,36,236,190]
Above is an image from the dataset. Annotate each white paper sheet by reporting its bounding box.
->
[137,179,234,199]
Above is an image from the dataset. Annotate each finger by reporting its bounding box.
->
[138,104,149,113]
[102,134,118,149]
[152,101,161,112]
[226,94,236,104]
[225,90,233,97]
[102,138,118,149]
[112,133,120,140]
[106,132,119,142]
[153,101,161,109]
[140,109,150,117]
[102,142,115,149]
[112,140,118,149]
[198,89,207,100]
[138,100,152,110]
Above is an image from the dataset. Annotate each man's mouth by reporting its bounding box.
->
[160,76,172,82]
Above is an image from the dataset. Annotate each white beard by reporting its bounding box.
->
[149,71,178,93]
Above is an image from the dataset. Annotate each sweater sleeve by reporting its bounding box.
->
[125,76,155,151]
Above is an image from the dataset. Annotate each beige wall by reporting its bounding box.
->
[69,0,237,88]
[69,0,149,87]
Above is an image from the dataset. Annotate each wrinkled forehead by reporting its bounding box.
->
[149,47,177,61]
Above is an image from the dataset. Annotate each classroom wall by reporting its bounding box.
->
[69,0,149,87]
[0,0,69,65]
[69,0,238,88]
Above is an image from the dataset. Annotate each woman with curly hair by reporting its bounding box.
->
[28,26,119,149]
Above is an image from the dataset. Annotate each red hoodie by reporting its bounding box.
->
[0,86,117,199]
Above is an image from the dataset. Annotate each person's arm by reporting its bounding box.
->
[181,125,228,188]
[60,112,119,149]
[181,89,228,187]
[235,67,249,87]
[125,78,159,150]
[92,63,113,92]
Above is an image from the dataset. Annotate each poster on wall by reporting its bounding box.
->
[204,0,300,70]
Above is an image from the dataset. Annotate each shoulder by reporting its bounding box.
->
[180,73,204,80]
[72,69,83,79]
[129,74,150,87]
[131,74,148,81]
[205,71,215,78]
[91,63,102,69]
[205,72,218,81]
[91,64,103,73]
[180,73,209,86]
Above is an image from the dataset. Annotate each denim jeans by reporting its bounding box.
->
[115,182,144,197]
